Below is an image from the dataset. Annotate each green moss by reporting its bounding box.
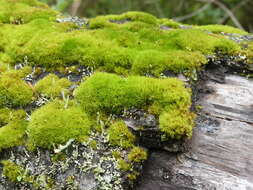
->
[0,108,26,126]
[108,121,135,149]
[51,152,67,162]
[0,70,33,108]
[158,18,180,28]
[1,160,45,188]
[128,147,147,163]
[159,109,195,139]
[89,16,116,29]
[35,74,71,98]
[166,29,241,55]
[27,100,91,149]
[0,7,242,76]
[1,66,32,79]
[1,160,26,183]
[117,158,131,171]
[196,24,248,35]
[132,50,207,76]
[0,120,27,151]
[0,0,57,24]
[75,72,193,139]
[117,11,158,25]
[127,172,139,181]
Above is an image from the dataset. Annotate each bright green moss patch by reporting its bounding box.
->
[116,12,158,25]
[0,0,57,24]
[158,18,180,29]
[0,6,243,75]
[27,100,91,149]
[0,70,33,108]
[128,147,147,163]
[0,120,27,151]
[196,24,248,35]
[35,74,71,98]
[75,72,193,139]
[0,108,26,126]
[132,50,207,76]
[108,121,135,149]
[159,109,195,139]
[166,29,240,55]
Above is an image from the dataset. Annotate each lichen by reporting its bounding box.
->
[27,100,91,149]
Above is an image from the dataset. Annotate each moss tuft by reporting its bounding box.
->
[196,24,248,35]
[35,74,71,98]
[128,147,147,163]
[118,11,158,25]
[75,72,193,139]
[0,70,33,108]
[108,121,135,149]
[159,109,195,139]
[27,100,91,149]
[0,120,27,151]
[166,29,241,55]
[0,108,26,126]
[158,18,180,28]
[117,158,131,171]
[1,160,26,183]
[132,50,207,76]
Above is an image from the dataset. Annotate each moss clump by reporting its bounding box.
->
[0,108,26,126]
[116,12,158,25]
[132,50,207,76]
[108,121,135,149]
[27,100,91,149]
[196,24,248,35]
[75,72,193,139]
[35,74,71,98]
[166,29,240,55]
[158,18,181,29]
[128,147,147,163]
[0,120,27,151]
[117,158,131,171]
[1,160,26,183]
[1,160,42,187]
[0,0,57,24]
[0,70,33,108]
[159,109,195,139]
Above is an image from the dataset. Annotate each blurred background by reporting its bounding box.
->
[40,0,253,32]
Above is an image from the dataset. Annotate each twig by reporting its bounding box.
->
[173,1,213,22]
[218,0,250,25]
[196,0,244,30]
